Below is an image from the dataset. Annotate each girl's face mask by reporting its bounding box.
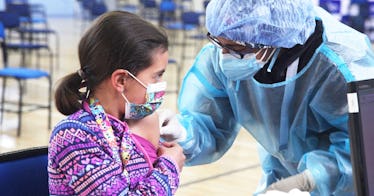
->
[121,71,166,120]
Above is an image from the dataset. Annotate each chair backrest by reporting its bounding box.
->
[159,0,177,25]
[90,2,107,17]
[6,3,31,19]
[181,11,201,26]
[140,0,157,8]
[160,0,177,12]
[0,146,49,196]
[0,22,5,40]
[5,0,29,10]
[81,0,94,9]
[6,0,28,4]
[0,11,21,30]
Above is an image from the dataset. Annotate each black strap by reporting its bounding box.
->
[254,20,323,84]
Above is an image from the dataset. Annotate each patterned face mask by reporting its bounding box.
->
[122,71,166,120]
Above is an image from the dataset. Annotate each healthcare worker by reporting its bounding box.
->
[158,0,374,195]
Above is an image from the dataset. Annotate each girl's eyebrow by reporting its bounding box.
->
[155,69,165,76]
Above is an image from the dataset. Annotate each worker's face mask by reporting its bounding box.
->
[219,48,275,80]
[122,72,166,120]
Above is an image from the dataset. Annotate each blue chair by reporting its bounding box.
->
[0,146,49,195]
[3,2,59,68]
[0,22,52,137]
[79,0,108,33]
[158,0,177,27]
[5,1,48,29]
[90,1,108,19]
[139,0,158,21]
[7,2,59,68]
[0,11,55,71]
[163,10,205,65]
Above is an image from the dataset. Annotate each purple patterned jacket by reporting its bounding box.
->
[48,104,180,195]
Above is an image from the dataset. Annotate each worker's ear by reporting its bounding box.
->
[111,69,130,92]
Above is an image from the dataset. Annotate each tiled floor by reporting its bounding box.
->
[0,14,262,195]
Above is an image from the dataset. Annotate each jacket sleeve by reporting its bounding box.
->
[144,156,180,196]
[48,120,180,196]
[177,44,242,165]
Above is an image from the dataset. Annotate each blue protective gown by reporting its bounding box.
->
[177,7,374,195]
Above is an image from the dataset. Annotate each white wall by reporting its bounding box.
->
[29,0,76,17]
[0,0,77,17]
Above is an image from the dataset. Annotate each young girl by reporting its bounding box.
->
[48,11,185,195]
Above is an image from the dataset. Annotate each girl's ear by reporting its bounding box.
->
[111,69,129,92]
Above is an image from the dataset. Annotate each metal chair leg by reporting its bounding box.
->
[17,79,23,137]
[0,78,6,125]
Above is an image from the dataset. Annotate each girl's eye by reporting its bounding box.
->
[155,76,162,82]
[155,72,164,80]
[153,75,160,82]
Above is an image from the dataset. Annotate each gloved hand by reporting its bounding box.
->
[266,170,315,193]
[157,109,187,142]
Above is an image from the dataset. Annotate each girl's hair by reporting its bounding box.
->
[55,11,168,115]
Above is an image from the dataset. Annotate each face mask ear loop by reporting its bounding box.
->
[121,92,132,120]
[121,93,130,104]
[125,70,147,88]
[266,48,281,72]
[85,89,91,99]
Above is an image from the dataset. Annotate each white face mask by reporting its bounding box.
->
[219,48,276,80]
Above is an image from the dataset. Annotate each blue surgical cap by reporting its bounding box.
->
[206,0,316,48]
